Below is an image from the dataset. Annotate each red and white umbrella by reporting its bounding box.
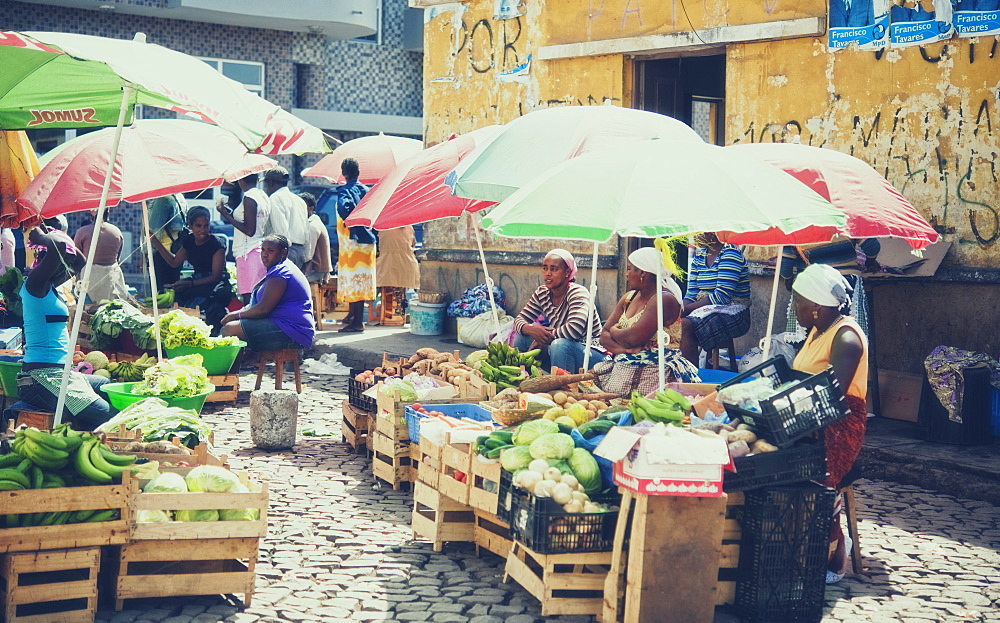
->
[304,133,423,185]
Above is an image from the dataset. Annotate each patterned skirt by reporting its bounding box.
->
[687,304,751,351]
[336,216,377,304]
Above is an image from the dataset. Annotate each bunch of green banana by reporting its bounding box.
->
[141,289,175,308]
[481,343,543,389]
[628,388,692,425]
[107,353,157,382]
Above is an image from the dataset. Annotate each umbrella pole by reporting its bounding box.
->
[656,255,665,390]
[141,200,163,360]
[761,245,784,361]
[472,220,501,336]
[582,242,599,372]
[54,83,135,425]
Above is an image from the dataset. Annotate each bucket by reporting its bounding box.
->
[409,301,447,336]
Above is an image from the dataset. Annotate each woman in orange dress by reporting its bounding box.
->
[790,263,868,584]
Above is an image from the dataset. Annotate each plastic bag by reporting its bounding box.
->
[459,310,511,348]
[301,352,351,376]
[739,332,801,373]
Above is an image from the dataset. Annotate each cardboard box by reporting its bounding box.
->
[878,369,922,422]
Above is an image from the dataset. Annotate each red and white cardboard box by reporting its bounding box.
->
[596,426,729,498]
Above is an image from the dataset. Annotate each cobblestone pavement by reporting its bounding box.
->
[97,373,1000,623]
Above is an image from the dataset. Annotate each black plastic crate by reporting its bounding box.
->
[348,369,377,413]
[734,483,836,623]
[724,438,828,493]
[509,489,621,555]
[717,357,849,448]
[496,469,523,525]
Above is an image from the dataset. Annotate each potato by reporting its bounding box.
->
[727,429,758,445]
[577,399,590,409]
[565,396,577,404]
[552,391,568,405]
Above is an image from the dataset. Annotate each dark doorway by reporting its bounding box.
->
[635,54,726,146]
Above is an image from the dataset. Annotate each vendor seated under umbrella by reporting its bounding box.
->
[220,235,315,353]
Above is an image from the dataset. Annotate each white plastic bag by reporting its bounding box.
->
[301,352,351,376]
[738,332,801,373]
[458,310,510,348]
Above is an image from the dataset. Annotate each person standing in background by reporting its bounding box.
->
[0,228,13,276]
[299,192,333,284]
[219,173,270,303]
[73,209,130,304]
[375,226,420,323]
[262,167,309,269]
[335,158,376,333]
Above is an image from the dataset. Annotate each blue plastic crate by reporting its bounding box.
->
[697,367,747,385]
[404,402,495,442]
[992,387,1000,437]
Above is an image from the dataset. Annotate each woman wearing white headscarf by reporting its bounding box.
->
[593,247,700,396]
[512,249,608,373]
[791,263,869,585]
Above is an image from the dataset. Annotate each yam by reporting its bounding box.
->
[750,439,778,453]
[407,353,423,365]
[518,373,595,394]
[432,352,454,365]
[727,429,758,444]
[416,347,440,358]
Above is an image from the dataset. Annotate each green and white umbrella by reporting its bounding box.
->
[482,139,847,378]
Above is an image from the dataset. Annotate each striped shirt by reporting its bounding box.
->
[513,282,602,347]
[684,245,751,306]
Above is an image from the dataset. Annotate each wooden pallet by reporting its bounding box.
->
[372,432,414,490]
[112,537,257,610]
[341,400,370,454]
[602,491,741,623]
[474,510,512,559]
[206,374,239,403]
[504,540,612,617]
[0,483,130,554]
[469,456,502,515]
[1,546,100,623]
[410,481,475,552]
[438,438,473,505]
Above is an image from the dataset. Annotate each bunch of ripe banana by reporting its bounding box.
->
[107,353,157,382]
[479,343,543,389]
[141,289,175,308]
[0,425,137,527]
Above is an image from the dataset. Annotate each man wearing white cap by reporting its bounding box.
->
[262,167,309,269]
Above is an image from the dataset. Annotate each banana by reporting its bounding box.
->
[15,458,32,473]
[98,445,136,467]
[85,509,117,522]
[89,442,127,478]
[5,513,19,528]
[0,453,22,468]
[42,472,65,488]
[72,509,97,522]
[22,427,68,450]
[74,440,112,484]
[0,468,31,489]
[21,439,70,469]
[61,435,84,452]
[28,466,43,489]
[0,480,26,491]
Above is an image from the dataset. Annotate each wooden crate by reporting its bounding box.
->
[410,481,475,552]
[438,438,473,505]
[474,510,512,559]
[372,433,414,490]
[206,374,239,403]
[469,456,502,515]
[103,435,227,468]
[374,386,469,441]
[377,287,407,326]
[112,537,257,610]
[0,483,130,554]
[601,491,743,623]
[316,281,350,326]
[341,400,370,454]
[408,442,422,480]
[1,546,101,623]
[504,540,612,617]
[365,414,375,453]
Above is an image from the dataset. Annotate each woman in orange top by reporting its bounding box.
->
[790,263,868,584]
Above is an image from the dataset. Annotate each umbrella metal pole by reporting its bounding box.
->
[761,245,784,361]
[141,200,163,360]
[656,256,665,390]
[55,83,135,424]
[582,242,599,372]
[472,220,501,336]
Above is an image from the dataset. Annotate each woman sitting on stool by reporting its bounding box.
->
[220,235,315,352]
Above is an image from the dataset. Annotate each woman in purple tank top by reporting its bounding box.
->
[221,235,316,352]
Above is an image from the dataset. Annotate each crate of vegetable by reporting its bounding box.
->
[0,425,137,553]
[723,438,827,493]
[349,369,380,413]
[717,357,849,448]
[509,489,620,555]
[96,398,214,451]
[404,403,494,445]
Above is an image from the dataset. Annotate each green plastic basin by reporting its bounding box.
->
[100,382,214,414]
[164,341,246,375]
[0,360,22,399]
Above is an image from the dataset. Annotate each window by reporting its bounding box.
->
[352,0,383,44]
[198,58,265,96]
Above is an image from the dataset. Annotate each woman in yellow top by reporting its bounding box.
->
[790,263,868,584]
[595,247,700,396]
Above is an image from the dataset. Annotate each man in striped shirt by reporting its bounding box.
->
[511,249,608,373]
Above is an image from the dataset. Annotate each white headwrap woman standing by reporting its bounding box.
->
[593,247,700,396]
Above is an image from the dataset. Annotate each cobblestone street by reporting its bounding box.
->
[97,373,1000,623]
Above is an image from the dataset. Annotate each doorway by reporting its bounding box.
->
[634,54,726,146]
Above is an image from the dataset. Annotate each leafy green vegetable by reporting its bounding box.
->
[95,397,212,449]
[528,432,576,460]
[512,419,560,446]
[0,269,24,317]
[131,354,212,398]
[567,448,602,494]
[143,472,188,493]
[218,508,259,521]
[185,465,242,493]
[136,510,172,523]
[500,445,534,472]
[89,301,156,349]
[174,509,219,522]
[158,310,239,349]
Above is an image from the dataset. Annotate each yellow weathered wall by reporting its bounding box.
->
[728,36,1000,268]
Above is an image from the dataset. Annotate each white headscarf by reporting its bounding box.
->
[628,247,683,303]
[792,263,852,308]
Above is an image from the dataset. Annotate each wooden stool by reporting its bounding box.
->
[840,484,863,573]
[255,349,302,393]
[705,338,738,372]
[309,283,323,331]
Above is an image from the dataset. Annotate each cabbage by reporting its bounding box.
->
[136,509,172,523]
[218,508,259,521]
[512,419,559,446]
[568,448,602,494]
[143,472,188,493]
[528,433,575,460]
[500,446,534,472]
[185,466,242,493]
[174,509,219,522]
[131,354,212,398]
[382,378,417,401]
